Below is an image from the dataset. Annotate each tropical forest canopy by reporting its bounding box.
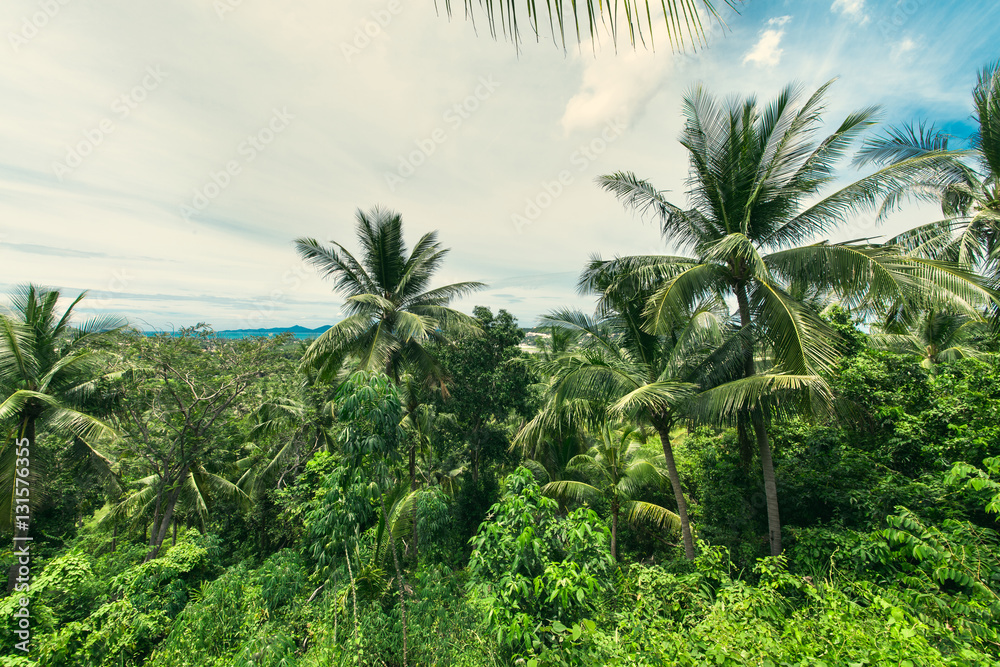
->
[2,66,1000,666]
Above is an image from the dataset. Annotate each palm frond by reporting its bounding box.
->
[621,499,680,532]
[442,0,741,53]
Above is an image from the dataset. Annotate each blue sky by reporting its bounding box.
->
[2,0,998,330]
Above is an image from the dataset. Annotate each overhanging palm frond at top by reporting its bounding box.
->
[439,0,743,53]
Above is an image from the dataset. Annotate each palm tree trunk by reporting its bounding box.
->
[409,443,418,560]
[149,478,163,547]
[380,496,408,667]
[652,417,695,560]
[736,281,783,557]
[753,411,782,556]
[611,501,618,561]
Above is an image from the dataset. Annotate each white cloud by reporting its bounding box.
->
[891,37,919,61]
[743,29,785,68]
[768,15,792,27]
[832,0,869,24]
[560,49,674,134]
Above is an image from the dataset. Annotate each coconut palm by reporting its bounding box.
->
[295,206,485,387]
[596,81,995,556]
[444,0,742,52]
[522,281,727,560]
[870,307,992,369]
[0,284,125,586]
[399,373,436,558]
[515,400,592,484]
[542,422,679,560]
[855,62,1000,288]
[110,462,250,542]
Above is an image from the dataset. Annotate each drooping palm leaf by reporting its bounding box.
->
[441,0,742,52]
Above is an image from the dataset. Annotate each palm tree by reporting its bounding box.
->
[855,62,1000,293]
[111,462,250,544]
[0,284,125,586]
[515,400,592,484]
[523,286,726,560]
[532,324,578,362]
[596,81,995,556]
[399,373,435,558]
[542,422,679,560]
[442,0,742,52]
[870,307,992,369]
[295,206,485,387]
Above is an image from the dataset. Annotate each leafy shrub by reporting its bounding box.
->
[467,467,613,658]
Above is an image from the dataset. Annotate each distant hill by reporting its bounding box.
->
[219,325,331,335]
[144,325,332,340]
[214,325,331,339]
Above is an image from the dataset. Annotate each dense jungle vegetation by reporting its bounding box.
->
[3,69,1000,666]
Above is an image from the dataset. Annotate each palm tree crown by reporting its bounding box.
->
[295,206,485,385]
[855,62,1000,290]
[542,423,679,561]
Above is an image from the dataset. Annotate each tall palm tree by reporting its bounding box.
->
[0,284,125,586]
[523,285,726,560]
[443,0,742,52]
[295,206,485,386]
[597,81,995,556]
[399,373,436,558]
[542,422,679,560]
[855,62,1000,293]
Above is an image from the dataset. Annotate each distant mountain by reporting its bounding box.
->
[219,325,332,335]
[140,325,333,340]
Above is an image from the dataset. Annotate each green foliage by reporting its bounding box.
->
[949,455,1000,515]
[303,463,374,580]
[467,468,612,657]
[597,550,1000,666]
[880,507,1000,649]
[429,306,537,484]
[148,550,307,666]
